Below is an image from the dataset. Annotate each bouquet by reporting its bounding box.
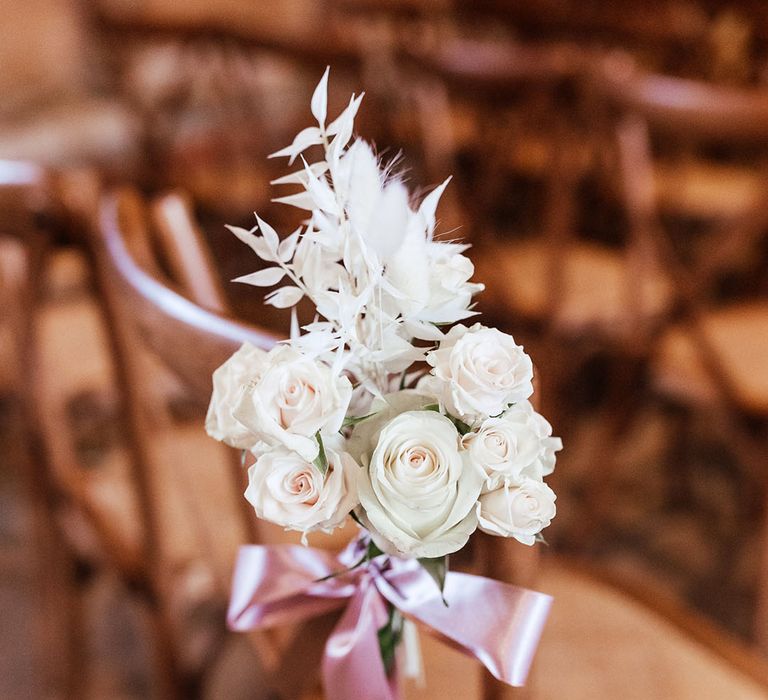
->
[206,69,561,699]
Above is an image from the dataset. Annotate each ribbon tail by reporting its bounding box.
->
[380,569,552,687]
[322,580,399,700]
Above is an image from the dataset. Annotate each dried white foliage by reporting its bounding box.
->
[230,70,484,406]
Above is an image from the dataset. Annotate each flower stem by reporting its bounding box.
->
[377,603,404,676]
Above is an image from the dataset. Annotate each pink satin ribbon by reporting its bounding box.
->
[228,539,552,699]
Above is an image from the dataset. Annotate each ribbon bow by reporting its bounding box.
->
[228,539,552,699]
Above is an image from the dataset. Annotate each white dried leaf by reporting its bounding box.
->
[311,66,330,128]
[269,126,323,164]
[232,267,285,286]
[327,92,364,136]
[270,162,329,186]
[265,286,304,308]
[273,192,318,211]
[419,177,451,239]
[302,157,338,214]
[278,228,301,262]
[225,224,274,261]
[255,215,279,252]
[416,305,480,324]
[292,231,312,277]
[330,97,358,156]
[402,319,445,342]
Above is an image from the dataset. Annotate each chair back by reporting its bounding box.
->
[96,189,277,401]
[594,53,768,142]
[397,38,590,245]
[588,54,768,317]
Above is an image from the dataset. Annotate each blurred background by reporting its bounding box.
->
[3,0,768,698]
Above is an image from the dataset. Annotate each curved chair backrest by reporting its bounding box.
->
[88,3,363,71]
[397,38,590,245]
[96,189,278,401]
[591,53,768,143]
[587,54,768,292]
[402,38,586,93]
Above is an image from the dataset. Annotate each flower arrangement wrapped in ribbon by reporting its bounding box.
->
[206,69,562,698]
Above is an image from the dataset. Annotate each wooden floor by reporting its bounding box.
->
[2,246,768,698]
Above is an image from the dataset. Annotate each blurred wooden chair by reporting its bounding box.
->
[462,0,712,78]
[13,168,768,698]
[8,166,298,697]
[528,555,768,700]
[399,38,591,231]
[401,38,672,335]
[99,181,544,698]
[0,161,94,699]
[585,55,768,648]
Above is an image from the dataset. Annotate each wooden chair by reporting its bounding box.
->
[528,554,768,699]
[399,38,671,335]
[5,165,288,698]
[15,164,768,697]
[584,54,768,648]
[0,2,140,176]
[459,0,714,79]
[398,38,592,233]
[0,161,95,699]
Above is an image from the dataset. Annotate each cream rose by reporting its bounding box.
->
[245,443,358,534]
[354,403,484,558]
[462,401,562,493]
[233,345,352,461]
[423,323,533,422]
[477,478,556,545]
[205,342,269,449]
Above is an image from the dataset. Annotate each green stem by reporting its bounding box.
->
[377,603,404,676]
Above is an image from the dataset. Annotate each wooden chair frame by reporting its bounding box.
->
[585,55,768,647]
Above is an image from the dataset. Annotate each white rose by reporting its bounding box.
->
[477,478,556,545]
[345,389,435,463]
[462,401,563,493]
[233,345,352,461]
[420,248,484,324]
[205,342,269,449]
[245,442,358,534]
[424,323,533,422]
[354,404,484,558]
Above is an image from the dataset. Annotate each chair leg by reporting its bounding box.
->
[662,405,695,511]
[13,234,90,698]
[565,355,647,549]
[754,496,768,653]
[27,438,90,699]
